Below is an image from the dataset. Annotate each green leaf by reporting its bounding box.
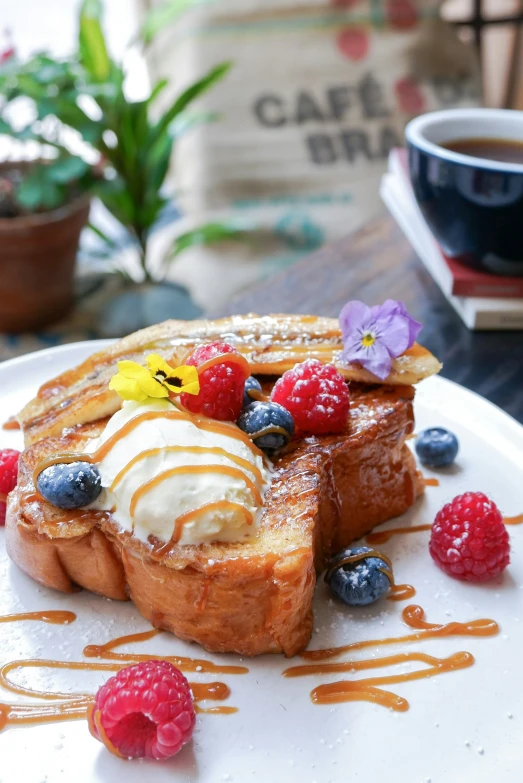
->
[96,179,137,227]
[170,222,245,257]
[170,108,220,139]
[41,182,65,210]
[87,222,119,248]
[146,132,173,192]
[141,0,216,44]
[15,172,48,211]
[152,62,231,141]
[15,164,69,212]
[79,0,111,82]
[48,156,90,184]
[147,78,169,106]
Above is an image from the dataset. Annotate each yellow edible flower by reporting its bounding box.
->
[109,354,200,403]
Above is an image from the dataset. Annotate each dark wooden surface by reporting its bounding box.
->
[211,216,523,424]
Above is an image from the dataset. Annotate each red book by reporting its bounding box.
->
[392,149,523,299]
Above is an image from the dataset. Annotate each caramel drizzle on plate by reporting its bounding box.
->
[504,514,523,525]
[284,604,498,711]
[366,524,432,546]
[308,651,473,711]
[2,416,20,431]
[0,617,246,731]
[367,513,523,546]
[300,604,498,662]
[0,610,76,625]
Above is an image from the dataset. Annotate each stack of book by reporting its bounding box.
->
[380,149,523,330]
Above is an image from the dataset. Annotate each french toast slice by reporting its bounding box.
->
[7,316,435,657]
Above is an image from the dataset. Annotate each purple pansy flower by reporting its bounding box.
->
[339,299,422,381]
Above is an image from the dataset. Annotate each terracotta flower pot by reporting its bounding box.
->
[0,192,90,332]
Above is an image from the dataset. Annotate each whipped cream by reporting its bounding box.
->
[86,399,268,546]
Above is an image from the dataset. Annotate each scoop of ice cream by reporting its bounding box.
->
[86,399,268,546]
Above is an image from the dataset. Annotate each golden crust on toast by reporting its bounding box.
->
[18,314,441,446]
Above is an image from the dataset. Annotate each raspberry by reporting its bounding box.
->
[88,660,195,760]
[0,448,20,526]
[270,359,350,435]
[180,341,249,421]
[429,492,510,583]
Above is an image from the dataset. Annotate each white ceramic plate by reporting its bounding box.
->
[0,342,522,783]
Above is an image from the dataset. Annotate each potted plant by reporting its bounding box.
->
[0,0,233,334]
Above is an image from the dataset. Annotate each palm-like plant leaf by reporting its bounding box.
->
[79,0,110,82]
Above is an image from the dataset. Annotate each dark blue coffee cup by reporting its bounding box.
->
[405,108,523,276]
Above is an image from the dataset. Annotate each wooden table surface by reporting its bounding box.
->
[213,216,523,424]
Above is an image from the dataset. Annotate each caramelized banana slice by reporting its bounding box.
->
[19,314,441,446]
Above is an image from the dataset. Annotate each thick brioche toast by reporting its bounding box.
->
[7,316,434,657]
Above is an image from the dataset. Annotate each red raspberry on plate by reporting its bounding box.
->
[0,448,20,526]
[271,359,350,435]
[429,492,510,583]
[180,341,249,421]
[88,660,195,760]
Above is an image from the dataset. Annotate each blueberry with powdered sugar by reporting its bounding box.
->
[237,401,294,455]
[36,461,102,509]
[325,545,393,606]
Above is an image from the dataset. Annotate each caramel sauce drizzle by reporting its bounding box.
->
[504,514,523,525]
[110,445,264,491]
[324,548,393,583]
[196,352,251,377]
[299,604,498,663]
[265,343,341,354]
[424,477,440,487]
[250,425,290,439]
[2,416,20,430]
[129,464,262,519]
[0,611,76,625]
[83,628,248,675]
[309,651,473,711]
[245,388,268,403]
[367,513,522,547]
[32,453,94,488]
[366,524,432,546]
[285,604,498,711]
[404,343,429,358]
[92,409,263,462]
[166,501,254,547]
[388,583,416,602]
[0,621,245,731]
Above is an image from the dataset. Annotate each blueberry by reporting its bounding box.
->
[37,461,102,510]
[325,546,392,606]
[243,376,263,410]
[237,401,294,455]
[415,427,459,468]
